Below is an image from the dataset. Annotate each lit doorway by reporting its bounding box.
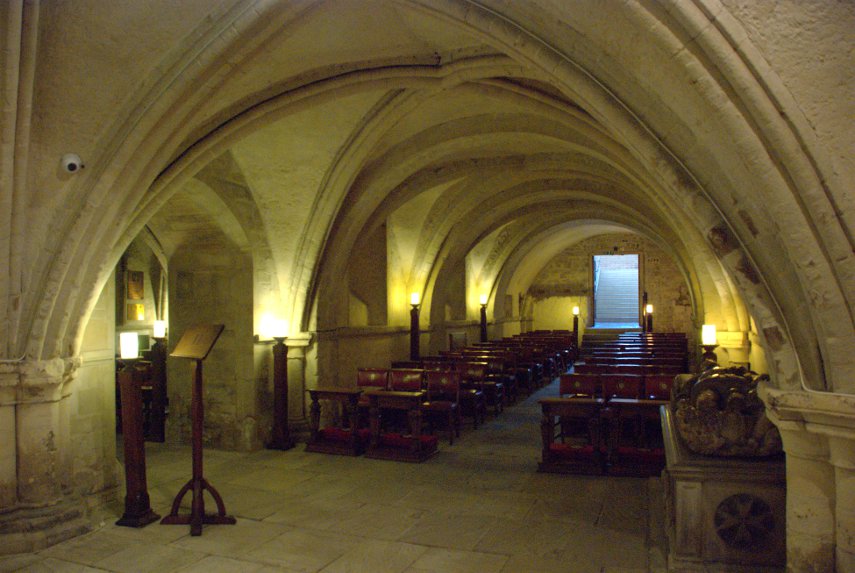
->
[592,254,639,326]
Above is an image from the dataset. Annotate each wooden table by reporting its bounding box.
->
[363,390,436,462]
[306,389,364,456]
[538,396,605,474]
[603,398,668,477]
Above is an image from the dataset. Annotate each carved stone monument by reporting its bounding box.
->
[672,365,782,457]
[663,365,785,571]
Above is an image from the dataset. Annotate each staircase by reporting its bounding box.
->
[594,267,639,325]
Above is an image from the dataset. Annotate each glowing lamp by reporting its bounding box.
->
[479,294,488,306]
[119,332,139,359]
[572,306,580,316]
[153,320,167,339]
[410,292,421,306]
[645,304,653,314]
[702,324,717,346]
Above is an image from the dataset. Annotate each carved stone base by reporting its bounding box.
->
[662,407,785,572]
[0,502,92,555]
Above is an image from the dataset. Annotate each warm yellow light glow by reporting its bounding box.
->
[702,324,717,346]
[479,294,488,305]
[119,332,139,359]
[153,320,166,339]
[572,306,580,316]
[259,314,289,339]
[645,304,654,314]
[410,292,420,306]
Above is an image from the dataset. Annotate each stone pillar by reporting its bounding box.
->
[830,436,855,572]
[776,423,836,572]
[285,333,313,436]
[0,358,90,555]
[761,385,855,573]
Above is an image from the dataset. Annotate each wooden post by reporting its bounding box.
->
[410,304,420,361]
[269,337,294,450]
[116,365,159,527]
[148,338,167,442]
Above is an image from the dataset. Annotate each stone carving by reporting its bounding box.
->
[714,494,775,549]
[672,365,782,457]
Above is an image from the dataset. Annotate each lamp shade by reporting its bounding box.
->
[119,332,139,359]
[572,305,580,316]
[702,324,717,346]
[479,294,488,305]
[153,320,167,339]
[645,304,653,314]
[410,292,420,305]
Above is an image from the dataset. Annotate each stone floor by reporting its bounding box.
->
[1,379,669,573]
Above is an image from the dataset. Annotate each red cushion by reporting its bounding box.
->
[379,432,439,450]
[615,446,665,463]
[548,444,601,459]
[319,427,370,443]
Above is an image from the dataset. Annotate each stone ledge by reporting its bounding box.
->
[0,501,92,556]
[760,385,855,438]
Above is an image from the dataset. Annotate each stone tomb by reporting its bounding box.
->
[661,407,785,571]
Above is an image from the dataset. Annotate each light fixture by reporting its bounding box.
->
[645,304,654,333]
[572,305,580,341]
[270,318,289,342]
[410,292,421,359]
[479,294,489,342]
[701,324,717,346]
[701,324,719,363]
[119,332,139,359]
[645,304,653,315]
[572,306,580,316]
[153,320,167,339]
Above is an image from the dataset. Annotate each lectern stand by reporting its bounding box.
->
[160,324,235,536]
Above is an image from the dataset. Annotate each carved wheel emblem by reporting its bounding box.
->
[714,494,774,549]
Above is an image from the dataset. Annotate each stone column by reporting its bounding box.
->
[285,333,313,436]
[761,385,855,573]
[776,423,836,572]
[830,436,855,571]
[0,358,89,555]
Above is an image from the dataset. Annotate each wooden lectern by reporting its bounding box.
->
[160,324,235,536]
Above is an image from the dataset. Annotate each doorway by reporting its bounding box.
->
[593,254,639,326]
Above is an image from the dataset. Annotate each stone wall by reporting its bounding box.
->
[528,233,694,335]
[74,273,120,500]
[166,246,260,451]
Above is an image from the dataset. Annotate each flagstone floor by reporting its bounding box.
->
[1,379,668,573]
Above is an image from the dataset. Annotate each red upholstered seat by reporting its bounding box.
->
[559,373,599,397]
[644,374,673,400]
[601,374,642,399]
[356,368,389,391]
[379,432,439,451]
[388,369,424,392]
[548,444,605,459]
[318,427,371,443]
[423,370,461,444]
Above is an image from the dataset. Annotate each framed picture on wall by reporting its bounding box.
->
[127,270,144,300]
[127,303,145,321]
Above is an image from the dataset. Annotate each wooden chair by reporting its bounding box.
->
[644,374,674,400]
[601,374,642,399]
[306,389,369,456]
[538,397,606,475]
[422,370,461,444]
[356,368,388,426]
[559,373,600,397]
[453,362,489,424]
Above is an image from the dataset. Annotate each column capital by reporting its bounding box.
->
[0,357,80,405]
[285,332,313,349]
[760,384,855,441]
